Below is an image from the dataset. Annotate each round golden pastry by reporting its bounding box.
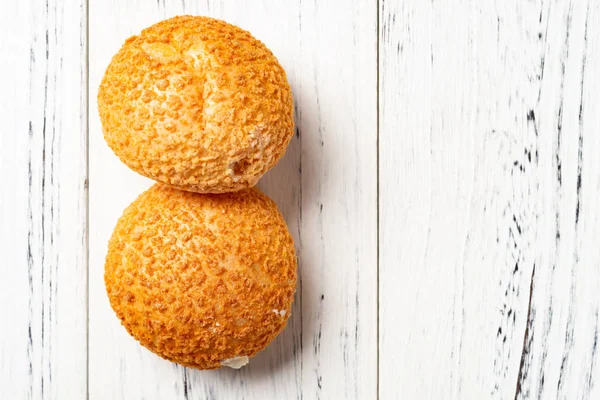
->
[98,16,294,193]
[105,184,297,369]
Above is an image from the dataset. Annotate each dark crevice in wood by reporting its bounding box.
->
[376,1,381,400]
[182,367,192,400]
[514,264,536,400]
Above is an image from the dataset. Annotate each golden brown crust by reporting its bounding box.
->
[98,16,294,193]
[105,184,297,369]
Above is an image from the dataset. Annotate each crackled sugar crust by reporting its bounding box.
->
[98,16,294,193]
[105,185,297,369]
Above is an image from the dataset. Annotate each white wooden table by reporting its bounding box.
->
[1,1,599,399]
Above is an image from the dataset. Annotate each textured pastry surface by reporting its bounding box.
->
[105,184,297,369]
[98,15,294,193]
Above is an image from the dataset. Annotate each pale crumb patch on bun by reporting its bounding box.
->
[220,356,249,369]
[272,309,287,317]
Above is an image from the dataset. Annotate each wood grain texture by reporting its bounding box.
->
[379,0,600,399]
[89,1,376,399]
[4,0,600,398]
[0,0,88,399]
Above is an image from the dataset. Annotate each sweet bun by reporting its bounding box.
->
[98,16,294,193]
[105,184,297,369]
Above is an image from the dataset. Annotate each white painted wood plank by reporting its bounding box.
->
[515,2,600,399]
[380,1,600,399]
[89,1,377,399]
[0,0,88,399]
[89,2,194,398]
[288,0,378,398]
